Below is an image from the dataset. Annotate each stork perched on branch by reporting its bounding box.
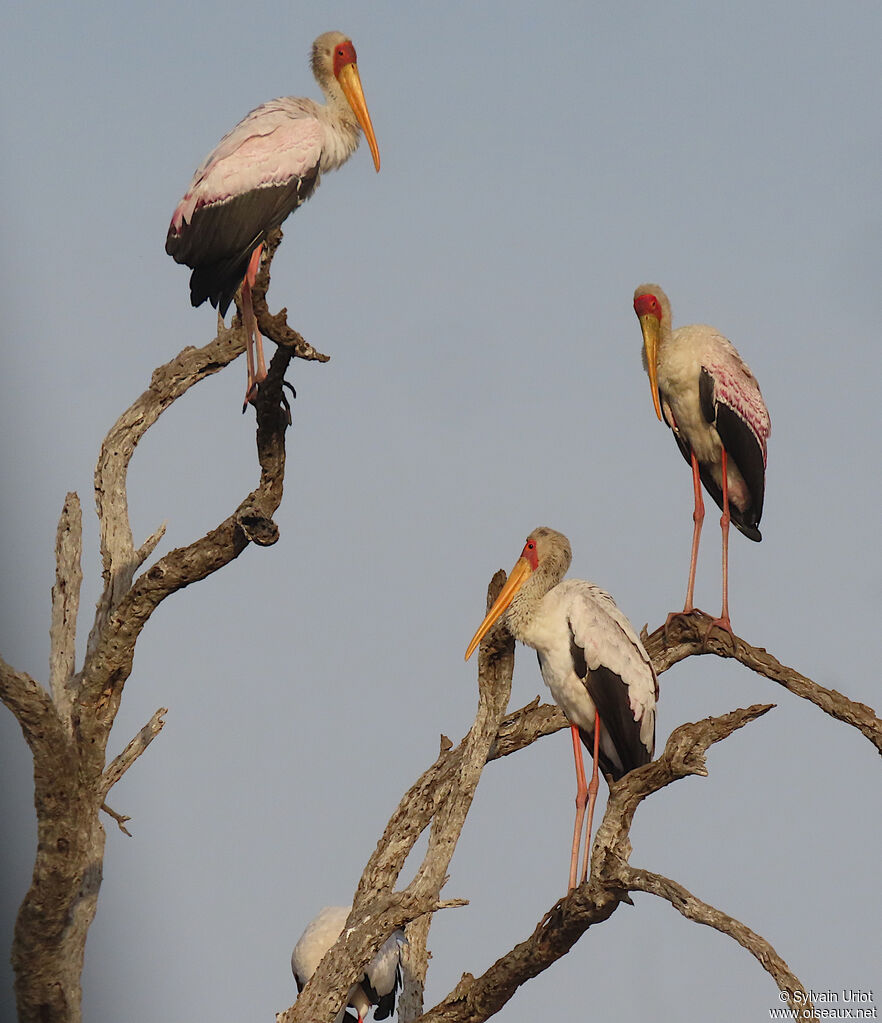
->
[167,31,380,408]
[466,527,657,890]
[633,284,770,634]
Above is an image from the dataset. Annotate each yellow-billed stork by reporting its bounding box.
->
[166,31,380,408]
[465,527,657,890]
[291,905,404,1023]
[633,284,771,634]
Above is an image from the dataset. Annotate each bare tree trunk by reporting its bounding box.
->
[1,234,318,1023]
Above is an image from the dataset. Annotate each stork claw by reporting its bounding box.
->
[242,367,273,413]
[662,607,703,646]
[279,381,296,425]
[242,381,259,413]
[701,614,735,648]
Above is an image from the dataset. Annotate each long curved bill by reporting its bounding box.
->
[464,557,533,660]
[637,313,664,422]
[338,63,381,172]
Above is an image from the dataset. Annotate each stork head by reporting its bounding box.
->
[633,283,671,422]
[312,31,381,172]
[465,527,572,659]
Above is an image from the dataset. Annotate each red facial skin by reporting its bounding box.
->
[333,40,358,78]
[521,538,539,570]
[633,292,662,320]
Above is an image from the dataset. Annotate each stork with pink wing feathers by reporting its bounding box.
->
[166,31,380,409]
[633,284,771,635]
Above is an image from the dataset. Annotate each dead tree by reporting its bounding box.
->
[0,234,321,1023]
[2,239,880,1023]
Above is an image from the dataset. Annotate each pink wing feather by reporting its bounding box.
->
[166,98,325,312]
[169,99,324,233]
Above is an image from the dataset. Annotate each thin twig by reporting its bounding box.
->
[99,707,168,799]
[133,522,167,571]
[252,229,330,364]
[100,802,132,838]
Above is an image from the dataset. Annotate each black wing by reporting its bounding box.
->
[697,367,765,540]
[361,960,402,1021]
[663,372,764,541]
[566,634,652,781]
[165,167,319,313]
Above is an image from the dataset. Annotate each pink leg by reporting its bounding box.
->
[578,712,601,885]
[684,450,705,612]
[246,245,267,382]
[240,244,266,410]
[568,724,588,892]
[719,446,731,625]
[241,280,256,406]
[664,449,705,638]
[704,446,735,640]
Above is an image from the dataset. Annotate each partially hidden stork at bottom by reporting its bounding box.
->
[633,283,771,634]
[465,527,657,890]
[291,905,405,1023]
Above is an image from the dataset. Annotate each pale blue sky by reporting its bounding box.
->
[2,2,880,1020]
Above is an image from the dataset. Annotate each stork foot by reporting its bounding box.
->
[242,381,259,413]
[241,371,271,414]
[538,907,556,928]
[662,607,704,646]
[280,380,297,425]
[701,614,735,648]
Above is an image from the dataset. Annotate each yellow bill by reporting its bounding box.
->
[637,312,664,422]
[464,557,533,660]
[338,62,381,172]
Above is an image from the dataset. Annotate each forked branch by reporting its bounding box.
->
[416,704,818,1023]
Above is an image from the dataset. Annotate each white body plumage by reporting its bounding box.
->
[291,905,404,1023]
[468,527,656,779]
[510,578,656,774]
[465,527,657,889]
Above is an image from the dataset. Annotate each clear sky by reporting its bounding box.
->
[1,2,880,1020]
